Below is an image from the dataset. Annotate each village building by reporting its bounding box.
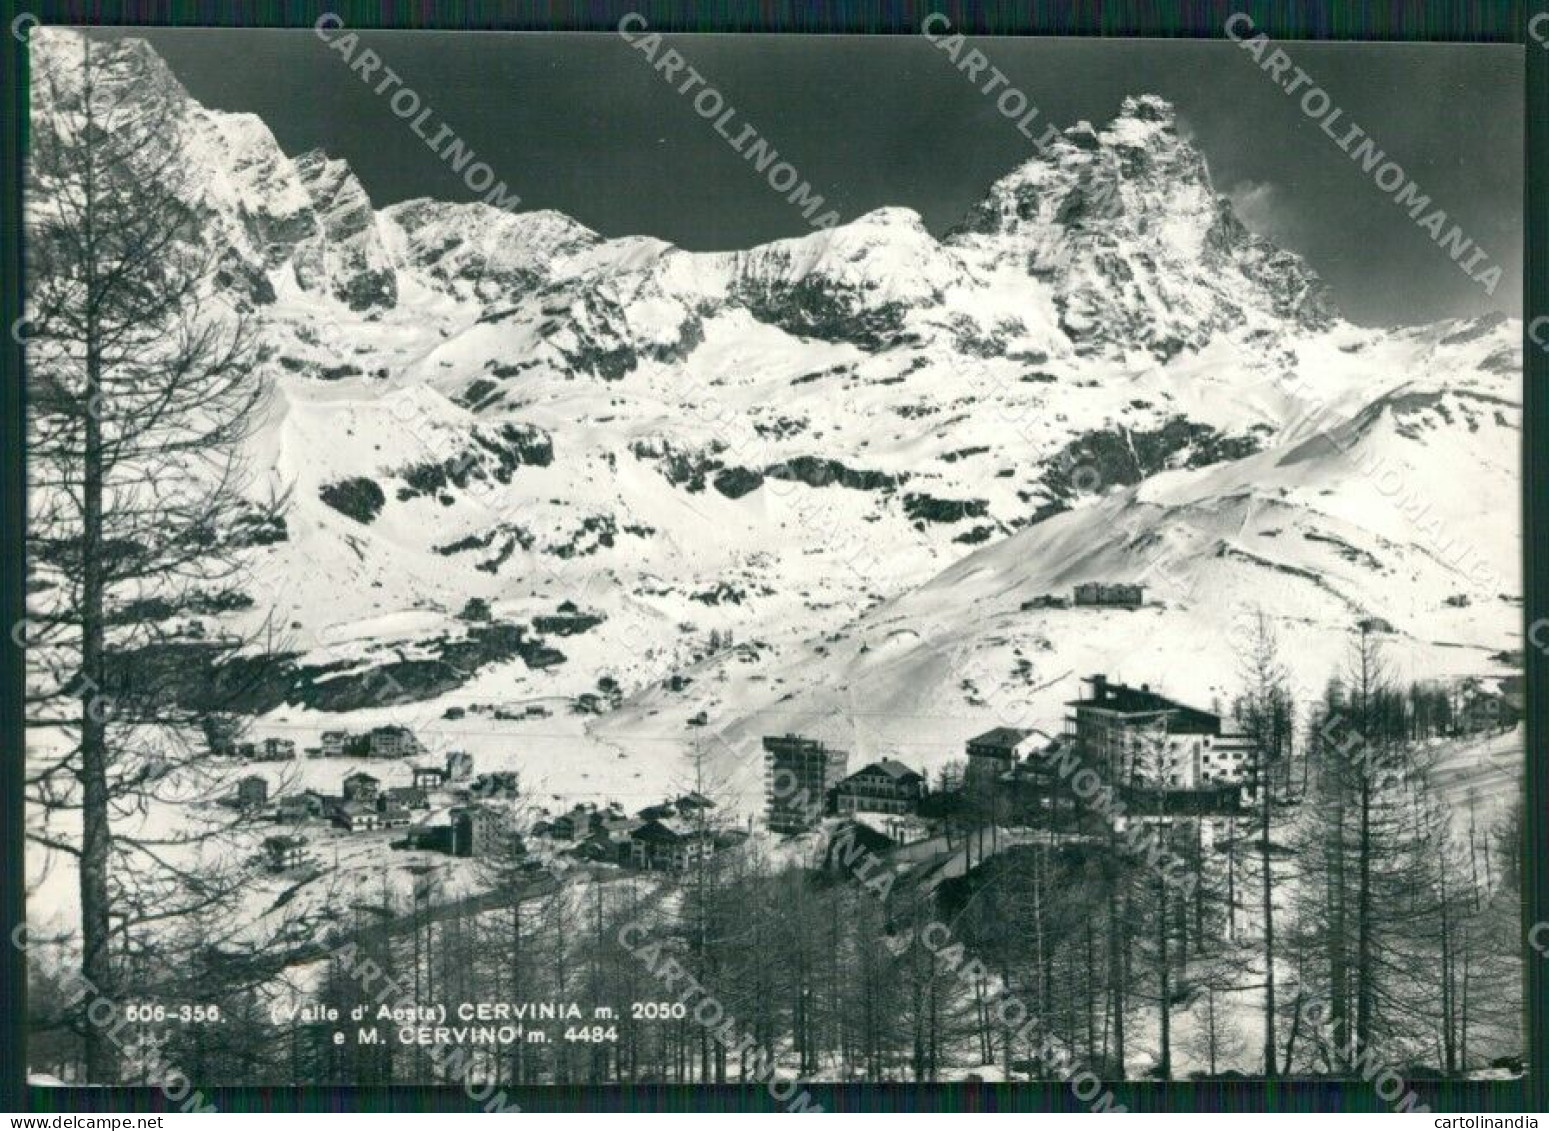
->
[850,810,931,848]
[576,822,638,865]
[869,812,931,846]
[1064,675,1221,779]
[628,818,714,872]
[367,725,422,759]
[452,805,507,857]
[763,734,847,835]
[405,823,452,853]
[676,791,715,815]
[276,789,327,822]
[331,802,381,833]
[1060,675,1252,815]
[549,804,597,841]
[259,737,297,761]
[377,803,412,830]
[235,775,269,810]
[382,786,428,811]
[831,759,927,816]
[412,766,447,791]
[320,730,347,758]
[533,607,605,635]
[965,727,1044,782]
[592,807,635,834]
[1197,728,1255,788]
[992,746,1074,822]
[1459,685,1523,732]
[638,792,718,822]
[1073,582,1145,609]
[342,772,380,804]
[262,835,311,873]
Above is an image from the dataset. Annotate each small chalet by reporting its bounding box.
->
[262,835,311,873]
[1459,687,1522,732]
[832,759,926,817]
[549,806,596,841]
[965,728,1043,778]
[583,820,641,865]
[383,786,429,811]
[342,772,380,804]
[331,802,381,833]
[852,811,931,847]
[412,766,447,791]
[628,818,714,872]
[320,730,348,757]
[1073,582,1145,609]
[259,737,297,761]
[276,789,327,822]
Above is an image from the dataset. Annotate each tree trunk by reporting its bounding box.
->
[1261,775,1277,1076]
[78,312,115,1082]
[1157,870,1170,1079]
[1108,886,1125,1076]
[1354,776,1374,1057]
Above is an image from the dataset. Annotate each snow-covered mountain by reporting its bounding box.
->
[29,30,1521,811]
[949,94,1337,358]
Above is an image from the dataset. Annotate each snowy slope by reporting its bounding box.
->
[25,29,1523,822]
[678,349,1521,806]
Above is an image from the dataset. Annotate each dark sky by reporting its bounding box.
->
[91,28,1522,326]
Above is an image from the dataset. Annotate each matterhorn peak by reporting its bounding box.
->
[1116,93,1177,126]
[946,92,1337,356]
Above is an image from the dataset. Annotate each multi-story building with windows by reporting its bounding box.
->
[832,759,927,816]
[763,734,847,834]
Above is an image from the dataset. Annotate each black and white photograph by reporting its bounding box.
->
[9,12,1538,1110]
